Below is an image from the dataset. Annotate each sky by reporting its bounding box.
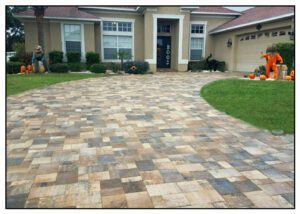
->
[225,7,253,12]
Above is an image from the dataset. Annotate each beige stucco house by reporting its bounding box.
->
[14,6,294,72]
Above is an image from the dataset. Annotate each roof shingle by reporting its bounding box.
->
[210,6,294,33]
[15,6,100,20]
[193,7,241,14]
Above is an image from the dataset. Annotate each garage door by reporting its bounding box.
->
[236,27,291,72]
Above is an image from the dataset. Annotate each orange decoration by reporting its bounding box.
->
[20,65,26,73]
[261,53,283,80]
[27,65,33,72]
[260,75,266,80]
[249,73,255,79]
[285,75,292,81]
[290,70,295,80]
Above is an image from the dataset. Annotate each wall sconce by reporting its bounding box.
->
[256,24,262,31]
[227,38,232,47]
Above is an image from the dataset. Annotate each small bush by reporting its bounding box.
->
[6,62,25,74]
[86,52,100,69]
[188,60,209,71]
[12,42,25,62]
[106,62,121,73]
[217,61,226,72]
[90,63,106,73]
[276,42,294,73]
[68,63,82,72]
[123,61,149,74]
[66,52,81,63]
[9,56,19,62]
[49,50,63,64]
[23,52,33,65]
[49,63,69,73]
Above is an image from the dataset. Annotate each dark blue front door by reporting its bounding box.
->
[157,36,171,68]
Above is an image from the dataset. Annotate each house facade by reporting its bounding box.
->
[14,6,294,72]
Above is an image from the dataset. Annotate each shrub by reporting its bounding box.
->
[276,42,294,73]
[66,52,81,63]
[106,62,121,73]
[6,62,25,74]
[68,63,82,72]
[9,56,19,62]
[90,63,106,73]
[123,61,149,74]
[12,42,25,62]
[188,60,209,71]
[49,63,69,73]
[23,52,33,65]
[217,61,226,72]
[86,52,100,69]
[49,50,63,64]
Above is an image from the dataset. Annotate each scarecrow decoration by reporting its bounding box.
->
[260,45,283,80]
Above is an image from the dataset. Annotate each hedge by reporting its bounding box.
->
[49,50,63,64]
[6,62,25,74]
[68,63,82,72]
[86,52,100,69]
[66,52,81,63]
[49,63,69,73]
[90,63,106,73]
[276,42,294,73]
[106,62,121,73]
[123,61,149,74]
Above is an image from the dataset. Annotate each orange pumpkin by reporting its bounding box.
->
[285,75,292,81]
[260,75,266,80]
[27,65,33,72]
[290,70,295,80]
[20,65,26,73]
[249,73,255,79]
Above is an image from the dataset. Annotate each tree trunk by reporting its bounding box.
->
[36,15,44,49]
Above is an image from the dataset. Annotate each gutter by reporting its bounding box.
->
[210,12,294,34]
[191,11,241,16]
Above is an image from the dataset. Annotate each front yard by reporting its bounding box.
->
[201,79,295,134]
[6,73,104,96]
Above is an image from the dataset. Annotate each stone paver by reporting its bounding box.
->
[6,72,294,208]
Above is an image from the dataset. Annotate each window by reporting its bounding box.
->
[250,35,256,40]
[189,22,206,61]
[191,24,204,34]
[64,24,82,52]
[245,36,249,40]
[158,24,171,33]
[264,32,270,37]
[272,32,278,37]
[257,33,263,38]
[279,31,286,36]
[240,37,244,41]
[102,19,134,61]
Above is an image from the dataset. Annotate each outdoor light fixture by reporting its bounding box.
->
[256,24,262,31]
[227,38,232,47]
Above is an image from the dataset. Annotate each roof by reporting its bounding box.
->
[14,6,100,21]
[192,7,241,15]
[210,6,294,34]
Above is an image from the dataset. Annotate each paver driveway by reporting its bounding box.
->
[7,72,294,208]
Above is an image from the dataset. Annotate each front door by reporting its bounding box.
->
[157,36,171,68]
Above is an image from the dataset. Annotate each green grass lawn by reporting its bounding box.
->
[201,79,295,134]
[7,73,104,96]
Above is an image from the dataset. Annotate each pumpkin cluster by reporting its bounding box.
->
[20,65,33,75]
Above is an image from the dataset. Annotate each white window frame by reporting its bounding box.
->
[61,22,86,62]
[189,21,207,61]
[100,18,135,62]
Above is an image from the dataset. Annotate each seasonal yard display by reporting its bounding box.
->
[284,75,292,81]
[260,75,266,80]
[261,45,283,80]
[248,73,255,79]
[20,65,26,74]
[27,65,33,72]
[290,69,295,80]
[32,45,49,72]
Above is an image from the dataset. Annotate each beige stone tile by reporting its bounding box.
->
[162,193,190,208]
[102,194,127,208]
[146,183,181,196]
[31,157,52,165]
[34,173,57,183]
[125,191,153,208]
[209,168,241,178]
[89,171,110,181]
[176,181,202,193]
[176,163,205,173]
[244,191,281,208]
[241,170,268,180]
[140,170,164,185]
